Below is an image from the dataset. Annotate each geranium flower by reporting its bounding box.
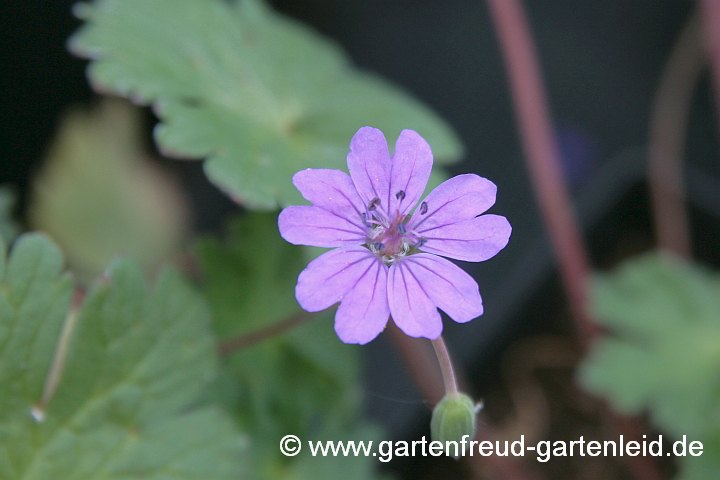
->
[278,127,511,344]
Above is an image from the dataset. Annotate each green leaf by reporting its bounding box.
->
[195,213,362,461]
[28,99,190,283]
[676,455,720,480]
[0,186,20,244]
[578,253,720,478]
[0,234,247,479]
[69,0,464,209]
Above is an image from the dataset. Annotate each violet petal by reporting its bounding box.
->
[334,255,390,344]
[400,254,483,323]
[347,126,391,218]
[295,246,380,310]
[388,260,443,339]
[295,246,390,344]
[292,168,366,223]
[278,205,366,247]
[418,214,511,262]
[409,174,497,233]
[388,129,433,216]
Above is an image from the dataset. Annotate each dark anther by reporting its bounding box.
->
[396,223,406,234]
[420,202,428,215]
[368,197,380,211]
[415,237,428,248]
[395,190,405,200]
[373,242,385,251]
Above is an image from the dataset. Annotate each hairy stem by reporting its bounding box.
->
[387,323,445,403]
[431,336,458,394]
[387,324,540,480]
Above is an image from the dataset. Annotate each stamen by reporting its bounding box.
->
[368,197,381,211]
[395,190,405,200]
[373,242,385,251]
[420,202,428,215]
[361,213,371,228]
[396,223,406,234]
[415,237,428,248]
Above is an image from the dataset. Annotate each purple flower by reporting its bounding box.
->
[278,127,511,344]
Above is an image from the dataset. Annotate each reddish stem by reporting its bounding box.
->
[485,0,599,348]
[485,2,664,480]
[648,11,703,258]
[700,0,720,128]
[218,311,313,355]
[387,323,541,480]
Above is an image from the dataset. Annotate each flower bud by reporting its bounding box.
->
[430,392,477,458]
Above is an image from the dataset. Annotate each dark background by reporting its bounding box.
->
[3,1,718,478]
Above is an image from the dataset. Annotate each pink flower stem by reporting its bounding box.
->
[700,0,720,131]
[485,0,599,347]
[431,336,458,394]
[387,324,542,480]
[388,323,445,403]
[649,11,703,259]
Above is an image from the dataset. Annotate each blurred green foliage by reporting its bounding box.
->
[0,0,473,477]
[69,0,464,209]
[28,99,189,282]
[579,253,720,479]
[0,234,246,479]
[195,213,390,479]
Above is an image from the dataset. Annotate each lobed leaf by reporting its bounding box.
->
[69,0,464,209]
[578,253,720,478]
[0,234,247,480]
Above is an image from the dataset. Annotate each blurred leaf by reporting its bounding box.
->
[676,458,720,480]
[195,213,364,467]
[28,99,189,282]
[0,186,20,244]
[69,0,464,209]
[0,233,247,479]
[578,253,720,478]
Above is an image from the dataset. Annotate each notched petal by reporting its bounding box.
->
[388,129,433,216]
[334,257,390,344]
[388,261,443,339]
[401,254,483,323]
[292,168,365,220]
[347,127,390,216]
[295,246,380,312]
[410,174,497,233]
[418,214,511,262]
[294,246,389,344]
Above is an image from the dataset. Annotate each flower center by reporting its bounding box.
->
[361,192,427,265]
